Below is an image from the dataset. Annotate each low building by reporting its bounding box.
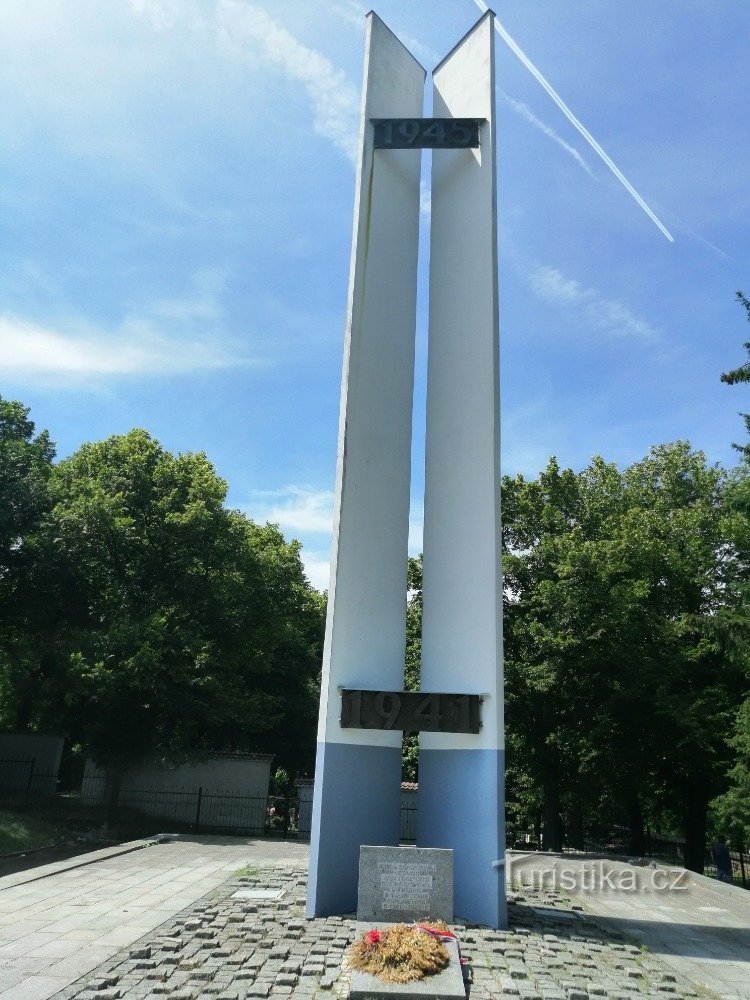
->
[81,752,274,834]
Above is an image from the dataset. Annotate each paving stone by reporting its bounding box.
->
[60,864,711,1000]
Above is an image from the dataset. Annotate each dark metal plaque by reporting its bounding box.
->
[340,689,481,734]
[371,118,482,149]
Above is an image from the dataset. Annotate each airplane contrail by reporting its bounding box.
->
[473,0,674,243]
[500,91,594,177]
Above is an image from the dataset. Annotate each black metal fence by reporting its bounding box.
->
[583,828,689,865]
[5,757,742,879]
[401,803,417,843]
[704,849,749,888]
[0,756,418,844]
[79,776,308,838]
[0,756,58,796]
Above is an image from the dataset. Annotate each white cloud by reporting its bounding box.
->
[0,270,254,379]
[248,486,422,585]
[529,265,658,341]
[122,1,360,163]
[420,180,431,216]
[127,0,188,31]
[151,268,226,322]
[246,486,334,590]
[215,1,359,162]
[408,503,423,556]
[247,486,335,534]
[530,266,587,305]
[500,92,594,177]
[330,1,362,31]
[331,1,438,66]
[301,551,331,592]
[0,314,248,378]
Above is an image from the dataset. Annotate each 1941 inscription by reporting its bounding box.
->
[340,689,481,734]
[371,117,482,149]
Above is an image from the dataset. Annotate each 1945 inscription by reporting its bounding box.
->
[371,117,482,149]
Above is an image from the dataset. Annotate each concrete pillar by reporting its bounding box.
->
[306,13,425,918]
[418,11,507,929]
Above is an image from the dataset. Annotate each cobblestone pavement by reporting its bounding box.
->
[57,866,719,1000]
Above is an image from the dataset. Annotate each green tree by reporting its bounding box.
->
[0,396,55,729]
[502,444,743,868]
[721,290,750,458]
[619,443,743,870]
[41,429,323,804]
[402,555,423,782]
[713,299,750,846]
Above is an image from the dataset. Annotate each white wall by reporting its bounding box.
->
[0,733,64,795]
[81,755,274,833]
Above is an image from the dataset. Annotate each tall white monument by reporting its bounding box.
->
[307,9,506,929]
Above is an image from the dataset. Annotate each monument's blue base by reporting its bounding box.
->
[418,747,507,928]
[306,740,402,917]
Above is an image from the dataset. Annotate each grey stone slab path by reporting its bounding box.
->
[0,835,308,1000]
[508,853,750,1000]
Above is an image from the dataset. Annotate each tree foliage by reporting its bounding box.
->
[721,290,750,457]
[503,444,745,867]
[0,397,55,729]
[0,401,324,782]
[404,443,747,867]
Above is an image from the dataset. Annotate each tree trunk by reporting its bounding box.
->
[626,793,645,855]
[103,769,121,830]
[568,804,584,851]
[683,785,708,874]
[542,782,562,852]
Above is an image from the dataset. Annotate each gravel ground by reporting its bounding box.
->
[56,866,716,1000]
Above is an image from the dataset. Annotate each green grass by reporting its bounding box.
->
[0,808,65,854]
[234,864,264,877]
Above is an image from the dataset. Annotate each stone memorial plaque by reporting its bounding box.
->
[357,845,453,924]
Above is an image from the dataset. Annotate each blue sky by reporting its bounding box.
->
[1,0,748,589]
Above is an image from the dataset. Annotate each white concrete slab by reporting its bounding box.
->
[0,835,308,999]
